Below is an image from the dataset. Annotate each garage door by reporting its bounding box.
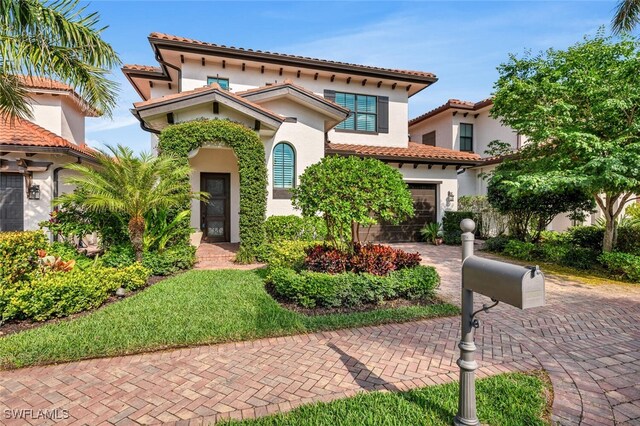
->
[359,183,437,243]
[0,173,24,231]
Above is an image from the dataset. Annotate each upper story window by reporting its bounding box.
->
[207,77,229,90]
[422,131,436,146]
[336,92,377,133]
[273,142,295,197]
[460,123,473,151]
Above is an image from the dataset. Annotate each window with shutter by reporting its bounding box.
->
[422,131,436,146]
[273,142,295,191]
[333,92,377,133]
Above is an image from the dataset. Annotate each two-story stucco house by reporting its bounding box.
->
[124,33,481,243]
[0,77,97,232]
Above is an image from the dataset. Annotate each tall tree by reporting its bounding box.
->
[0,0,120,119]
[613,0,640,34]
[57,145,200,261]
[491,31,640,251]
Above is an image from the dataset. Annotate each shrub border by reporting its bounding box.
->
[158,119,267,262]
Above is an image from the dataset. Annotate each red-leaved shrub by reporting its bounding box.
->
[304,243,421,276]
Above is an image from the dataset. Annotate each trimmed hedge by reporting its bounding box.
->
[258,240,319,270]
[616,225,640,256]
[100,243,196,276]
[159,119,268,262]
[2,263,150,321]
[442,211,475,245]
[269,265,440,308]
[265,215,327,243]
[0,231,48,284]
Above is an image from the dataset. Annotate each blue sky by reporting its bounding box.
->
[83,0,630,152]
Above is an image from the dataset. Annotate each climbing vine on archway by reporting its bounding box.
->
[158,119,267,262]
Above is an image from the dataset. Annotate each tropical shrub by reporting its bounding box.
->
[0,231,48,284]
[420,222,442,244]
[442,211,475,245]
[304,243,420,276]
[503,240,537,261]
[269,265,439,308]
[599,252,640,282]
[484,235,512,253]
[264,215,327,243]
[142,244,196,276]
[100,244,135,268]
[260,240,320,270]
[567,226,604,252]
[560,246,600,270]
[458,195,508,238]
[616,225,640,256]
[292,156,414,247]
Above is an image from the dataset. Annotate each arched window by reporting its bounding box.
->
[273,142,295,190]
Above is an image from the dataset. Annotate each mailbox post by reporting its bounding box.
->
[454,218,480,426]
[454,219,545,426]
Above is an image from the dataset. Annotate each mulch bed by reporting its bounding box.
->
[0,275,168,337]
[264,281,441,316]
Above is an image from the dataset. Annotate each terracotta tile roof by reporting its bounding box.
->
[0,117,96,158]
[133,83,285,122]
[236,80,349,114]
[409,98,494,126]
[121,64,162,73]
[148,32,437,81]
[326,141,481,163]
[17,75,100,117]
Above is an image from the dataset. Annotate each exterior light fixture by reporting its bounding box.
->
[446,191,455,208]
[27,184,40,200]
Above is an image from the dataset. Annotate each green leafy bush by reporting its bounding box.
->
[100,244,135,268]
[142,244,196,276]
[616,225,640,256]
[264,215,327,242]
[538,242,570,264]
[0,231,48,284]
[442,211,475,245]
[260,240,319,270]
[484,236,512,252]
[503,240,538,261]
[568,226,604,252]
[269,265,439,308]
[599,252,640,282]
[47,242,94,269]
[560,246,599,270]
[3,264,150,321]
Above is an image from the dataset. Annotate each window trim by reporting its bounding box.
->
[459,123,474,152]
[206,76,230,90]
[272,142,296,199]
[334,91,378,134]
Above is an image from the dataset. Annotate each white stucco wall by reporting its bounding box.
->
[60,98,86,145]
[28,95,63,137]
[409,112,453,149]
[180,59,410,148]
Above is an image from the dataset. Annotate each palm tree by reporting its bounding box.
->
[613,0,640,34]
[57,145,200,262]
[0,0,120,119]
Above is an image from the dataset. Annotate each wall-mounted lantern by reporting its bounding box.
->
[446,191,455,209]
[27,184,40,200]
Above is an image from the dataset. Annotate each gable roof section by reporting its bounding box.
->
[0,117,97,160]
[132,83,285,131]
[409,98,493,126]
[19,76,100,117]
[237,80,349,121]
[326,141,481,165]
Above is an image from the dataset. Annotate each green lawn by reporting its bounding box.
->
[0,270,458,369]
[221,372,551,426]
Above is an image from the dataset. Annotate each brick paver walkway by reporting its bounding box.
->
[1,244,640,425]
[195,243,263,270]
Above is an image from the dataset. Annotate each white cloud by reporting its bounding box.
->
[86,115,138,132]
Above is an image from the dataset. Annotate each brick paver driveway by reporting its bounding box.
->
[1,244,639,425]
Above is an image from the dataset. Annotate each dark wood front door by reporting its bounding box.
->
[201,173,231,243]
[0,173,24,231]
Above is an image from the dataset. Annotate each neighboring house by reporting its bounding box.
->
[0,77,98,232]
[408,98,624,231]
[124,33,481,243]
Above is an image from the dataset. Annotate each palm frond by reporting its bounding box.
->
[613,0,640,34]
